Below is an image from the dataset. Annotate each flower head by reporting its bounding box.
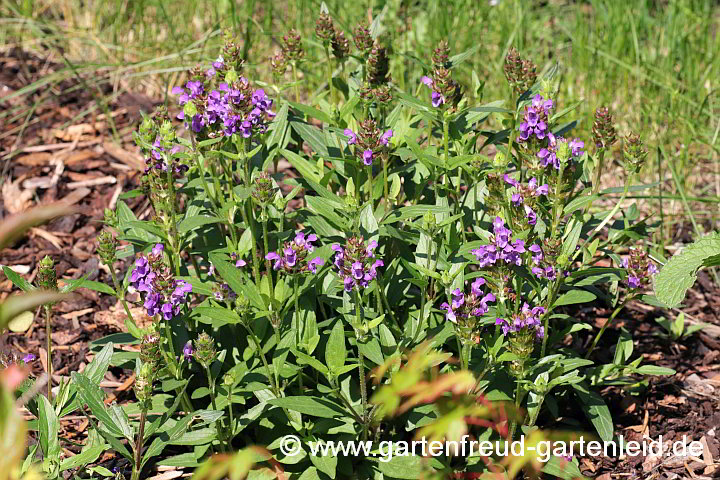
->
[130,244,192,320]
[266,230,324,274]
[471,217,526,267]
[331,237,383,291]
[622,248,657,290]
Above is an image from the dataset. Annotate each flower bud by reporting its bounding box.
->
[367,43,390,86]
[555,140,571,164]
[432,40,450,68]
[315,12,335,43]
[592,107,617,150]
[193,332,216,369]
[270,51,289,77]
[422,211,437,232]
[331,28,350,60]
[503,48,537,95]
[234,295,252,321]
[37,256,58,292]
[96,229,118,267]
[252,172,277,206]
[353,23,374,55]
[104,208,118,228]
[134,362,154,409]
[282,29,304,62]
[492,151,508,169]
[139,331,161,368]
[623,133,648,173]
[223,370,237,388]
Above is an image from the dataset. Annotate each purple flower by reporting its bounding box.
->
[517,96,551,143]
[152,243,164,256]
[496,302,546,339]
[441,278,495,324]
[344,128,357,145]
[308,257,325,273]
[352,262,365,280]
[362,149,373,166]
[471,217,525,267]
[537,133,585,169]
[183,341,194,361]
[235,259,247,268]
[380,129,393,146]
[420,76,446,108]
[622,249,657,289]
[22,353,36,363]
[331,237,383,291]
[186,80,204,97]
[266,230,323,274]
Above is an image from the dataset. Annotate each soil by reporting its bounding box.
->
[1,48,718,479]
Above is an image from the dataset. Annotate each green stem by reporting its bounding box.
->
[585,298,631,359]
[354,289,368,440]
[292,61,300,103]
[243,323,280,394]
[44,305,52,400]
[366,163,373,206]
[325,45,334,103]
[262,214,274,299]
[205,365,228,453]
[130,409,147,480]
[110,266,135,326]
[382,156,389,207]
[540,278,563,357]
[585,148,606,215]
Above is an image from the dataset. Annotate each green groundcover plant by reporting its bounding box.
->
[4,8,680,480]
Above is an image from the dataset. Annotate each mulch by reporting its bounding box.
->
[1,48,718,479]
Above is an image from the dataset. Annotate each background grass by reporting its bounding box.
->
[2,0,720,245]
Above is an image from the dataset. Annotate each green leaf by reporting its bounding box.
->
[142,415,194,468]
[573,382,613,442]
[381,205,451,225]
[554,289,596,306]
[7,311,33,333]
[635,365,676,376]
[654,232,720,308]
[309,451,337,478]
[448,45,481,68]
[282,148,321,182]
[1,266,34,292]
[377,452,425,479]
[72,372,128,439]
[290,121,329,157]
[541,456,587,480]
[60,429,105,471]
[326,320,347,373]
[288,102,333,124]
[177,215,221,235]
[37,395,60,458]
[193,306,242,326]
[268,397,346,418]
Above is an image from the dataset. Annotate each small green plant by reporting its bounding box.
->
[655,312,708,341]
